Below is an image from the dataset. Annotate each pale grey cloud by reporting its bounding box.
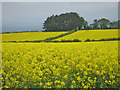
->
[0,2,2,33]
[2,2,118,32]
[2,0,120,2]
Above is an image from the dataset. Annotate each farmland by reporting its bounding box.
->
[2,2,119,89]
[2,29,119,42]
[55,29,118,41]
[2,31,67,42]
[2,41,119,88]
[1,29,119,88]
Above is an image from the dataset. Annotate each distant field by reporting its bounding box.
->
[2,29,119,42]
[2,32,67,42]
[54,29,118,41]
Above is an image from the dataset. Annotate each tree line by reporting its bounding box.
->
[90,18,119,29]
[43,12,119,32]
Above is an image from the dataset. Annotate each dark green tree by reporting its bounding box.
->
[83,21,88,30]
[90,24,94,29]
[93,19,98,29]
[118,20,120,28]
[110,21,118,29]
[43,12,86,31]
[97,18,110,29]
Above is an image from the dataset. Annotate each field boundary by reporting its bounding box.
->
[2,38,120,43]
[43,30,77,41]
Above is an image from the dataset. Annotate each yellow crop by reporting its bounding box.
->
[2,32,67,42]
[2,41,119,88]
[55,29,118,41]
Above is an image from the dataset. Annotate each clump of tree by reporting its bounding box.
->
[110,21,119,29]
[43,12,88,31]
[43,12,119,31]
[90,18,119,29]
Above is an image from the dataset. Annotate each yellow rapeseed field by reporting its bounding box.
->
[55,29,118,41]
[2,41,119,88]
[2,32,67,42]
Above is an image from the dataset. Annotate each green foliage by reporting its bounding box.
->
[97,18,110,29]
[43,12,86,31]
[110,21,118,29]
[42,12,119,31]
[89,18,119,29]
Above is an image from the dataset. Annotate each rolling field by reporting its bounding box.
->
[2,32,67,42]
[2,29,119,42]
[2,41,119,88]
[1,29,119,88]
[54,29,118,41]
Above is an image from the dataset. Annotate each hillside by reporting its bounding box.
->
[2,31,67,42]
[54,29,118,42]
[1,29,119,42]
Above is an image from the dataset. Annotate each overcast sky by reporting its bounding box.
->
[2,2,118,32]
